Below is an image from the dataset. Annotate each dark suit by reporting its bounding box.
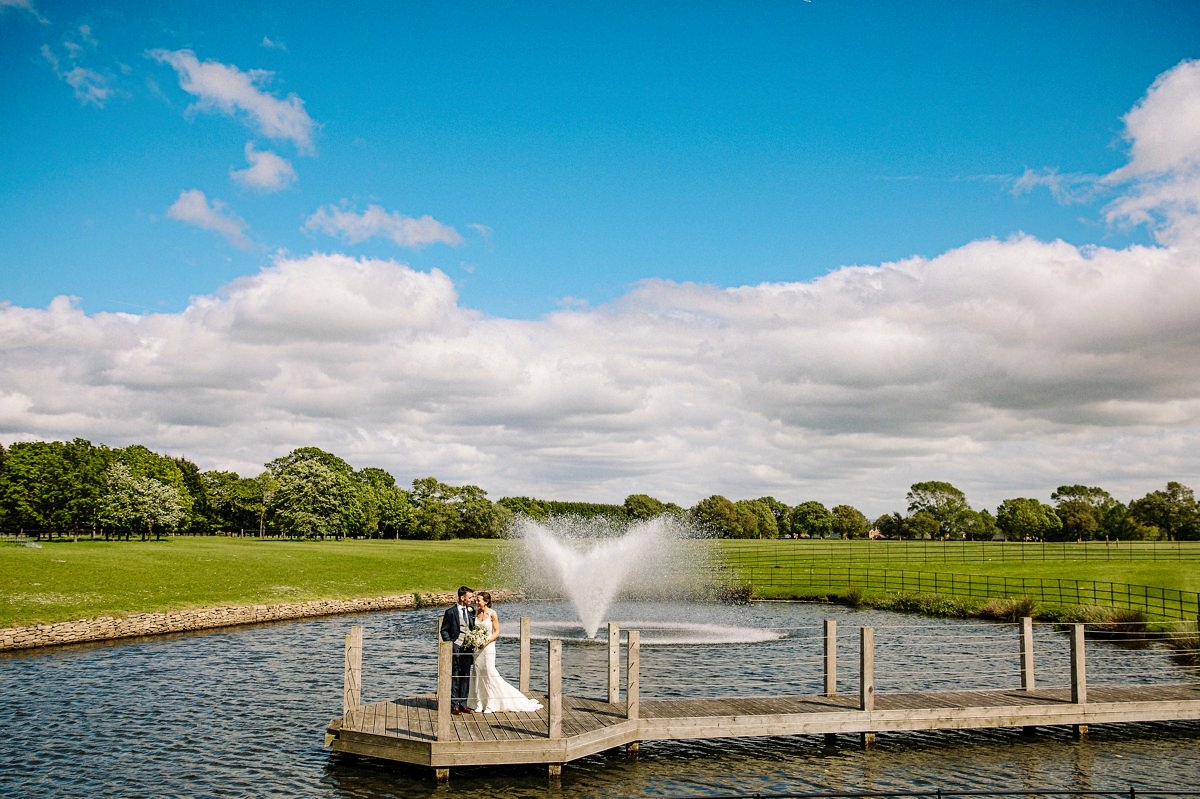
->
[440,602,476,709]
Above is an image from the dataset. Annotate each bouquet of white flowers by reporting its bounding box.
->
[463,627,489,650]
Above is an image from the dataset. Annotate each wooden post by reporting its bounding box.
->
[608,622,621,703]
[437,633,452,741]
[343,625,363,716]
[1070,623,1087,705]
[859,626,874,712]
[548,639,562,739]
[519,616,531,693]
[1020,616,1035,691]
[626,629,640,721]
[824,619,838,696]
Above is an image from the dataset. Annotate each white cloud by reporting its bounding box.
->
[41,25,113,107]
[166,189,252,249]
[4,221,1200,517]
[1011,168,1098,205]
[1109,60,1200,180]
[1,0,47,23]
[1104,59,1200,246]
[304,204,464,248]
[231,142,297,192]
[148,48,316,154]
[3,64,1200,516]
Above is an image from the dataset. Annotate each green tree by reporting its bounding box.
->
[266,446,357,477]
[904,510,941,540]
[498,496,549,520]
[830,504,870,539]
[996,497,1062,542]
[1099,501,1161,541]
[690,495,742,537]
[789,500,833,538]
[735,498,779,539]
[873,512,905,539]
[624,494,666,520]
[254,471,278,537]
[0,438,108,534]
[98,461,188,539]
[1051,485,1117,541]
[906,481,972,538]
[962,508,1000,541]
[202,471,264,534]
[271,459,358,539]
[405,477,503,539]
[171,456,208,532]
[755,496,792,534]
[372,484,411,538]
[1129,482,1200,541]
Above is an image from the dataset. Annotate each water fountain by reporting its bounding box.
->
[509,514,781,644]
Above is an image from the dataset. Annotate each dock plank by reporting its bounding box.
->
[329,682,1200,770]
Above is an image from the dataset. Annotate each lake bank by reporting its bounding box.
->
[0,588,518,652]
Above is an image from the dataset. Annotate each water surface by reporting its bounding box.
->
[1,600,1196,798]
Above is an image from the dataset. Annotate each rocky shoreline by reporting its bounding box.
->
[0,588,519,652]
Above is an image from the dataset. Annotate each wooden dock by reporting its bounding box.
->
[324,620,1200,780]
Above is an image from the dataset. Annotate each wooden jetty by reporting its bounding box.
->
[324,619,1200,781]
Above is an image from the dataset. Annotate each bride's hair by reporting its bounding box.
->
[477,591,493,608]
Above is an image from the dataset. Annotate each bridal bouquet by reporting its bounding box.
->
[463,627,489,650]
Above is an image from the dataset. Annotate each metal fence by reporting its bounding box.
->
[720,563,1200,621]
[721,539,1200,564]
[667,787,1200,791]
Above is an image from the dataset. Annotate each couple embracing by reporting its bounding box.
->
[440,586,543,716]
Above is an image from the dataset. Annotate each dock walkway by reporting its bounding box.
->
[324,620,1200,779]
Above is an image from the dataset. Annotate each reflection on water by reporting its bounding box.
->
[1,600,1197,799]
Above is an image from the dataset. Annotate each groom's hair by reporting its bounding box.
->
[457,585,473,599]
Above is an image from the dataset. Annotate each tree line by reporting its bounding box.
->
[1,439,1197,541]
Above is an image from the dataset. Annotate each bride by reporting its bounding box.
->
[467,591,543,714]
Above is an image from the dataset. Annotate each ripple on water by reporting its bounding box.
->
[1,600,1197,799]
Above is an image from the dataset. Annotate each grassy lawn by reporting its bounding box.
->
[1,537,516,627]
[4,535,1198,629]
[715,539,1200,621]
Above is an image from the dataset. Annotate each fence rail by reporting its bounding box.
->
[676,787,1200,791]
[721,539,1200,564]
[719,564,1200,621]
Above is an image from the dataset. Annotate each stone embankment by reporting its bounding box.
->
[0,589,518,652]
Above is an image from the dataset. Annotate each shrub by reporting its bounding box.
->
[1054,605,1152,646]
[979,596,1037,621]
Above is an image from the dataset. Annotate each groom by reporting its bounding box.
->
[440,586,476,715]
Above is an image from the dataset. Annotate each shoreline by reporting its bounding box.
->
[0,588,519,652]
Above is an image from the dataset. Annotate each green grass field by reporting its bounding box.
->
[3,536,1198,628]
[0,537,516,627]
[716,538,1200,622]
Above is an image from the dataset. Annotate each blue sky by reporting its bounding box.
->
[4,1,1194,317]
[3,0,1200,515]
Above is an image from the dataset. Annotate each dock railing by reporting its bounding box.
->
[343,614,1198,738]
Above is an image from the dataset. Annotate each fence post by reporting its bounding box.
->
[1070,623,1087,705]
[859,626,875,712]
[608,622,621,703]
[519,616,531,693]
[434,614,451,739]
[626,629,640,721]
[343,624,363,716]
[1020,617,1035,691]
[824,619,838,696]
[547,639,562,739]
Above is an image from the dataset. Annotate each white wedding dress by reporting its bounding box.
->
[467,618,543,714]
